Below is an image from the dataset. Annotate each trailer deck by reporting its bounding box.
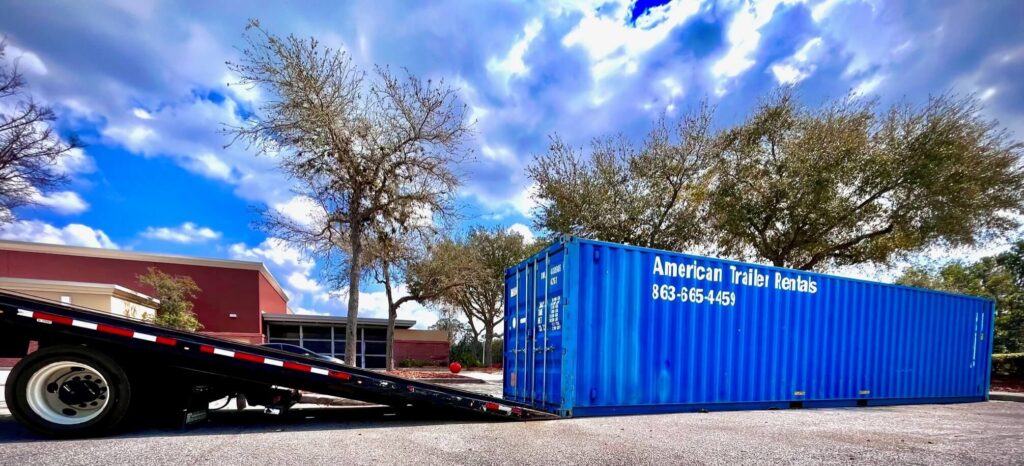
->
[0,290,556,436]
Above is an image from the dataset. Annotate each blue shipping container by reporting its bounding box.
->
[503,237,994,417]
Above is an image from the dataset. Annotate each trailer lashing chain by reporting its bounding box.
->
[10,306,545,420]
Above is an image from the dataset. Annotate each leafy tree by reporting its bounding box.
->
[137,267,203,332]
[371,232,474,370]
[226,20,470,365]
[0,39,79,223]
[528,102,716,251]
[441,227,538,365]
[530,89,1024,273]
[896,246,1024,353]
[711,90,1024,270]
[996,241,1024,353]
[430,312,469,347]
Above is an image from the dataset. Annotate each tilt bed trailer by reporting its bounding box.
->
[0,290,556,438]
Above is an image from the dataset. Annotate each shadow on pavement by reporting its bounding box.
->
[0,405,507,443]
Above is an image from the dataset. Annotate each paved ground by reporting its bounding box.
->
[1,369,1022,465]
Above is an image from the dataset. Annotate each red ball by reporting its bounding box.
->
[449,362,462,374]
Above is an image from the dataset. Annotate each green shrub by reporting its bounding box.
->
[992,353,1024,379]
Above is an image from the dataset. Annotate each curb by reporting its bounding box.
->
[990,392,1024,402]
[419,378,485,384]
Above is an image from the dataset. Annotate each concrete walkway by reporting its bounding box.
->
[989,391,1024,402]
[458,370,503,382]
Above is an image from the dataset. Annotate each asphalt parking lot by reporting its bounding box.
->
[1,370,1022,466]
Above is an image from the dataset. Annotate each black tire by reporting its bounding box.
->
[6,345,133,438]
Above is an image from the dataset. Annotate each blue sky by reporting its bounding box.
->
[1,0,1021,327]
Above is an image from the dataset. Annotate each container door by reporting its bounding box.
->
[504,246,565,410]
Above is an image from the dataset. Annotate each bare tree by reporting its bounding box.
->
[0,39,78,223]
[225,21,471,365]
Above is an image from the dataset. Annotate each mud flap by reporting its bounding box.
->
[180,385,212,430]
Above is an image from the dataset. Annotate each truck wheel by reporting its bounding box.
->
[6,345,132,438]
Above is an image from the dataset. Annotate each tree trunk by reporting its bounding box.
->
[345,222,362,366]
[383,266,397,371]
[483,327,494,367]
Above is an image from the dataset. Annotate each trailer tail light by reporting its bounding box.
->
[484,402,513,414]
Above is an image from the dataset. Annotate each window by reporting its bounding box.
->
[363,328,386,341]
[364,342,386,355]
[268,325,300,339]
[302,340,332,354]
[303,326,331,339]
[363,356,386,369]
[268,338,300,347]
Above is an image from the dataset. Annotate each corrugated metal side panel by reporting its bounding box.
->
[554,238,992,415]
[504,246,566,410]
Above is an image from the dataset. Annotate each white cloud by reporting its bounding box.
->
[852,73,885,97]
[132,108,153,120]
[346,284,439,329]
[770,37,825,85]
[511,183,539,217]
[231,237,313,271]
[561,0,701,103]
[101,93,292,207]
[141,222,221,244]
[287,271,322,293]
[291,306,330,316]
[469,182,539,221]
[0,220,117,249]
[230,237,320,304]
[487,18,543,86]
[712,0,803,94]
[479,144,518,164]
[661,76,684,99]
[32,190,89,215]
[185,152,233,181]
[53,148,96,176]
[272,195,325,228]
[562,0,701,71]
[506,223,536,244]
[222,71,261,103]
[810,0,844,22]
[4,44,48,76]
[104,124,155,150]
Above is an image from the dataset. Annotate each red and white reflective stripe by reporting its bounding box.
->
[484,402,513,414]
[16,308,352,382]
[17,309,177,346]
[199,344,349,380]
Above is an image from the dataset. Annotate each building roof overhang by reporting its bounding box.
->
[263,312,416,329]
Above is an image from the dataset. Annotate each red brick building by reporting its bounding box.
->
[0,240,450,369]
[0,239,288,343]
